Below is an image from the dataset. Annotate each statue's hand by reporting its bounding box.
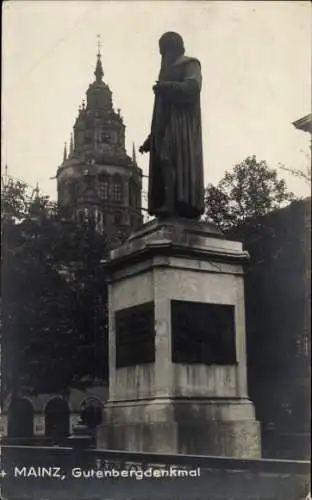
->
[153,81,172,94]
[139,136,151,154]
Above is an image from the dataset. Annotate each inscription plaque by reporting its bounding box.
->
[171,300,237,365]
[115,302,155,368]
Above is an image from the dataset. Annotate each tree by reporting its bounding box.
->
[204,156,296,232]
[1,178,109,401]
[204,159,310,456]
[1,178,29,223]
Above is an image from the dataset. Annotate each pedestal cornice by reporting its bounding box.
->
[104,217,249,271]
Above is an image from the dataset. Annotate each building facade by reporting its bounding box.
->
[56,48,143,247]
[0,387,107,443]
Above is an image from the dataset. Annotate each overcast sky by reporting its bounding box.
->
[2,0,311,202]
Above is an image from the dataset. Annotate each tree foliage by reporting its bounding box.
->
[1,179,29,222]
[1,179,108,399]
[204,156,296,231]
[203,158,309,442]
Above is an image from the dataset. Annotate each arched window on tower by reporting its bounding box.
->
[112,174,122,203]
[94,129,103,149]
[68,180,79,199]
[97,173,109,200]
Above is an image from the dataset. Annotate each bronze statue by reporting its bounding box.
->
[140,32,205,219]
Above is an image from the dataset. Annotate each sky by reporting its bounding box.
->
[2,0,311,203]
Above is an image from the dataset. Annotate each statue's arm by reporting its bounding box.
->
[183,60,202,93]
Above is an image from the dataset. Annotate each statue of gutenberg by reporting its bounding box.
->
[140,31,205,219]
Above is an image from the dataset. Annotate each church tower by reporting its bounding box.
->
[56,41,143,247]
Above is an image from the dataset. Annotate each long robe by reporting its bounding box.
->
[148,54,205,218]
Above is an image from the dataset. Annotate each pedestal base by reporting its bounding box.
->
[97,398,261,457]
[100,218,261,457]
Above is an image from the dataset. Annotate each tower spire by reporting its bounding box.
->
[94,34,104,83]
[97,34,102,55]
[34,181,40,199]
[132,142,137,164]
[63,142,67,162]
[70,133,74,155]
[1,164,9,188]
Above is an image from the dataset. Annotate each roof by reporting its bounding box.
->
[292,114,312,133]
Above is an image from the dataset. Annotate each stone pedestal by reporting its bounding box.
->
[97,217,261,457]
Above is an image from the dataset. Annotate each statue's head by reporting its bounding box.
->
[159,32,185,59]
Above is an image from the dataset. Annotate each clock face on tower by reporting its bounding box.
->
[100,130,117,144]
[94,129,116,148]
